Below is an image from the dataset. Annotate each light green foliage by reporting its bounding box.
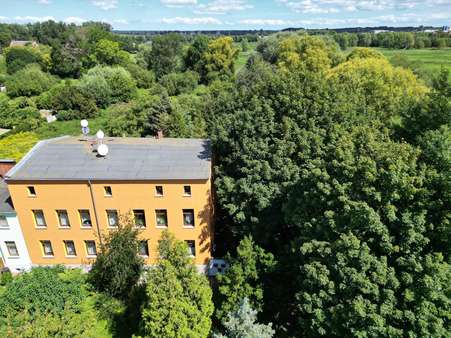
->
[216,236,275,321]
[0,268,112,338]
[5,63,57,97]
[0,132,38,161]
[201,36,239,82]
[88,214,144,300]
[92,38,130,66]
[124,63,155,89]
[141,231,213,338]
[346,47,386,60]
[214,298,274,338]
[78,65,137,107]
[328,57,428,123]
[0,94,42,130]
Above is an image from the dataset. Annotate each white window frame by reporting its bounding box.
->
[64,240,77,257]
[33,210,46,228]
[5,241,19,257]
[57,210,70,228]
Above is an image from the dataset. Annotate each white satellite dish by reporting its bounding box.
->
[97,144,109,157]
[96,130,105,139]
[80,119,89,128]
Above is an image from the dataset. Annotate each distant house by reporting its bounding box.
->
[9,40,38,48]
[39,110,57,123]
[0,85,6,93]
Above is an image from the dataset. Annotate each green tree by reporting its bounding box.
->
[183,35,209,72]
[4,46,43,74]
[140,231,213,338]
[78,65,137,107]
[215,236,275,321]
[91,38,130,66]
[50,44,82,78]
[346,47,385,61]
[201,36,238,83]
[214,298,274,338]
[159,71,199,96]
[88,214,144,300]
[149,33,184,78]
[5,63,57,97]
[283,125,450,337]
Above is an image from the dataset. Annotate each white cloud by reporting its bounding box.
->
[14,16,56,22]
[240,19,291,25]
[112,19,129,24]
[161,0,197,6]
[64,17,87,25]
[0,16,8,22]
[161,16,222,24]
[92,0,118,10]
[277,0,451,13]
[37,0,51,4]
[195,0,253,14]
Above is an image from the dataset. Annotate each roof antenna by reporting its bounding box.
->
[81,119,89,140]
[96,130,109,157]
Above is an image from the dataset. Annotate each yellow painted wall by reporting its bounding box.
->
[7,179,213,266]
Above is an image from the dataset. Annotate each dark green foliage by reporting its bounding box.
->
[5,47,43,74]
[160,71,199,96]
[124,62,155,89]
[149,33,184,78]
[5,64,56,97]
[184,35,209,72]
[88,216,144,300]
[38,82,98,120]
[50,44,82,78]
[0,267,85,317]
[215,236,275,321]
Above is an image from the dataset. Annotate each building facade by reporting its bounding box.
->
[0,181,32,272]
[5,136,213,270]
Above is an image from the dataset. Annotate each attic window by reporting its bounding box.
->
[155,186,163,196]
[27,186,36,196]
[104,186,112,197]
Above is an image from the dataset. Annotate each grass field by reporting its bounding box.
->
[376,48,451,75]
[235,42,257,73]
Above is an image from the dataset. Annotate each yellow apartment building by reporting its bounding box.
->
[5,136,213,269]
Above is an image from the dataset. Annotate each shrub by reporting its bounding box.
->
[159,71,199,96]
[5,47,43,74]
[5,64,57,98]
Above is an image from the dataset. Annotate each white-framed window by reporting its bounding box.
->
[64,240,77,256]
[0,215,8,228]
[41,240,54,257]
[133,210,146,227]
[139,240,149,256]
[79,210,92,227]
[183,209,195,227]
[33,210,46,227]
[155,209,168,227]
[57,210,70,227]
[27,186,36,196]
[155,185,164,197]
[106,210,118,228]
[5,241,19,257]
[85,240,97,256]
[183,185,192,196]
[104,186,112,197]
[185,240,195,257]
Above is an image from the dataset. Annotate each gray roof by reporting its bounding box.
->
[0,181,14,213]
[6,136,211,181]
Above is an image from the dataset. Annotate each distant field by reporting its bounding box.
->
[376,48,451,74]
[235,42,257,73]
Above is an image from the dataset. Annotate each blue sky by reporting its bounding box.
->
[0,0,450,30]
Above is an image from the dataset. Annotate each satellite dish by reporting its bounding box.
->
[80,119,89,128]
[97,144,109,157]
[96,130,105,139]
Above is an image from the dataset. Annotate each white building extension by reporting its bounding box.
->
[0,181,32,273]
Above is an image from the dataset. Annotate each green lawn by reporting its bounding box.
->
[376,48,451,73]
[235,42,257,73]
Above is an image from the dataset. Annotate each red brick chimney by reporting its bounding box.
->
[156,130,164,139]
[0,159,15,178]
